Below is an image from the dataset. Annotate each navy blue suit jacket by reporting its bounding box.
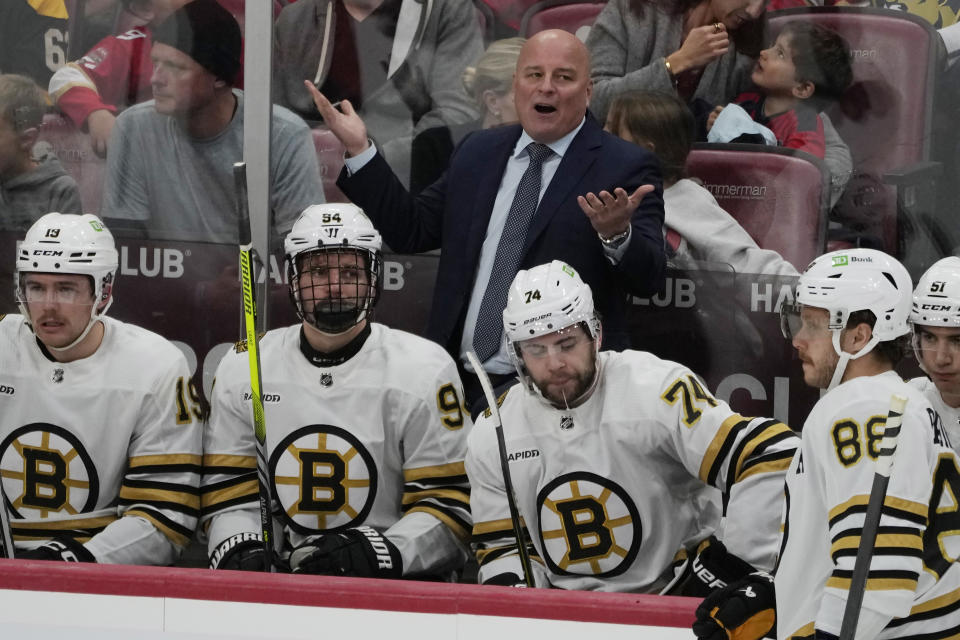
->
[337,114,666,356]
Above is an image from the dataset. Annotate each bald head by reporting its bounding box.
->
[513,29,593,144]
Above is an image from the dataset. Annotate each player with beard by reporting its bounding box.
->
[465,260,797,591]
[910,257,960,446]
[202,203,472,578]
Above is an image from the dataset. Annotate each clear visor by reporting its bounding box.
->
[514,324,593,360]
[18,278,94,305]
[912,329,960,356]
[779,302,802,340]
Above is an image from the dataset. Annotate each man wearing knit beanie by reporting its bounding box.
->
[100,0,326,243]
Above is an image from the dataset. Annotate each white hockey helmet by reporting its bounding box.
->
[284,203,383,334]
[15,213,119,349]
[503,261,601,397]
[911,257,960,328]
[781,248,912,389]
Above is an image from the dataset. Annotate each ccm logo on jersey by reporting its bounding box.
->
[692,553,727,589]
[507,448,540,462]
[242,392,281,403]
[0,385,13,395]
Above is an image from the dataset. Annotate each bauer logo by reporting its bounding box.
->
[832,255,848,267]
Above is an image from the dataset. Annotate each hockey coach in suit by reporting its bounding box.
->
[306,29,666,408]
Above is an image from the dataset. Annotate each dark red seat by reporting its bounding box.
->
[311,127,350,204]
[519,0,605,39]
[685,143,830,271]
[768,7,943,262]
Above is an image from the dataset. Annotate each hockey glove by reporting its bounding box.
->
[19,537,96,563]
[692,571,776,640]
[680,535,757,597]
[289,526,403,578]
[209,532,268,571]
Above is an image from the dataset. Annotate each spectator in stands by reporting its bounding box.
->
[0,1,70,88]
[410,37,525,195]
[607,89,798,276]
[0,74,81,231]
[305,29,666,411]
[702,22,852,160]
[586,0,852,207]
[48,0,194,158]
[101,0,324,244]
[274,0,484,187]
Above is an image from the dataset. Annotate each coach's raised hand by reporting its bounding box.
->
[304,81,370,157]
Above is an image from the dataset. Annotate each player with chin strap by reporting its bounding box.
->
[465,260,797,591]
[695,248,960,640]
[909,257,960,447]
[202,203,472,577]
[0,212,201,563]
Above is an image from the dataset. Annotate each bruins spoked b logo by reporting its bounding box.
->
[269,425,377,535]
[536,472,641,577]
[0,424,99,518]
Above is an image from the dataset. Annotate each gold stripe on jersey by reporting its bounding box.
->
[699,414,750,485]
[406,505,470,541]
[785,622,815,640]
[11,514,118,541]
[738,454,794,482]
[827,570,919,592]
[203,454,257,469]
[401,488,470,506]
[403,462,466,482]
[119,484,201,513]
[28,1,69,19]
[200,478,259,512]
[125,508,192,548]
[731,421,795,482]
[889,585,960,627]
[828,495,928,527]
[128,453,203,471]
[831,529,923,562]
[477,543,543,566]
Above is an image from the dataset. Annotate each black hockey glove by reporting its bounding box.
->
[209,532,268,571]
[692,571,776,640]
[680,535,758,597]
[289,526,402,578]
[19,537,96,562]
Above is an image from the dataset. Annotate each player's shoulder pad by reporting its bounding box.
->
[481,387,513,420]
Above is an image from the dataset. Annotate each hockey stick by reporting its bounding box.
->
[465,350,535,587]
[838,393,908,640]
[234,162,274,572]
[0,485,14,559]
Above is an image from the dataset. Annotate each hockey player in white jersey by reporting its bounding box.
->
[695,248,960,640]
[465,260,797,591]
[909,257,960,446]
[0,213,201,563]
[202,203,471,577]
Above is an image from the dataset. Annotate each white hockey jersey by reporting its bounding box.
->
[911,376,960,453]
[465,350,797,591]
[776,371,960,639]
[0,314,201,564]
[202,323,472,576]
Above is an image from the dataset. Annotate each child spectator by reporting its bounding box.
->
[0,74,81,231]
[608,89,798,276]
[706,21,852,159]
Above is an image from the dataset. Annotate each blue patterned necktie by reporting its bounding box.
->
[472,142,554,362]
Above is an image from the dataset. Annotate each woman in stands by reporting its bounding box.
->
[605,89,798,276]
[409,37,524,194]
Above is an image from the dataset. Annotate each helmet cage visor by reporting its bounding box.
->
[287,246,382,334]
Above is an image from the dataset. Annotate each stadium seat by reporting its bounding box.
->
[519,0,605,40]
[311,127,350,203]
[36,113,106,214]
[684,143,830,271]
[768,7,945,267]
[481,0,543,33]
